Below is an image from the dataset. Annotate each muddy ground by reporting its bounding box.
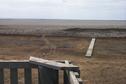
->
[0,35,126,84]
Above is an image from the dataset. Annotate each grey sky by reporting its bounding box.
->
[0,0,126,20]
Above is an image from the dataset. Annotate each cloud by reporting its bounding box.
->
[64,0,126,8]
[0,0,125,20]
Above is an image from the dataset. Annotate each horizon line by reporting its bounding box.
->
[0,18,126,21]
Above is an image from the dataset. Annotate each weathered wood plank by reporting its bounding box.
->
[74,72,80,78]
[85,38,96,57]
[0,60,70,68]
[0,68,4,84]
[0,60,37,68]
[30,57,79,70]
[0,60,28,62]
[53,60,71,63]
[24,67,32,84]
[64,61,83,84]
[10,68,18,84]
[38,66,59,84]
[77,78,83,84]
[69,71,80,84]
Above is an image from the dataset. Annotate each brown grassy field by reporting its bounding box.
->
[0,35,126,84]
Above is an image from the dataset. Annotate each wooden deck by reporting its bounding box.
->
[0,57,83,84]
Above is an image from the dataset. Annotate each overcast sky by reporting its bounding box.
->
[0,0,126,20]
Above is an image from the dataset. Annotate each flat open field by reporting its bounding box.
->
[0,19,126,37]
[0,35,126,84]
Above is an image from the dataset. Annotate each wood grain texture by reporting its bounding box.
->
[29,57,79,70]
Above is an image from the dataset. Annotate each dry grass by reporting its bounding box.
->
[0,35,126,84]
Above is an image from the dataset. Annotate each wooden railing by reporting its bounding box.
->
[0,57,83,84]
[0,60,38,84]
[64,61,83,84]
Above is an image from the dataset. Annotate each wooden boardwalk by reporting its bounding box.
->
[85,38,96,57]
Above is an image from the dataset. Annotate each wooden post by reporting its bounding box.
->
[10,68,18,84]
[24,67,32,84]
[38,66,59,84]
[64,70,70,84]
[64,61,70,84]
[0,68,4,84]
